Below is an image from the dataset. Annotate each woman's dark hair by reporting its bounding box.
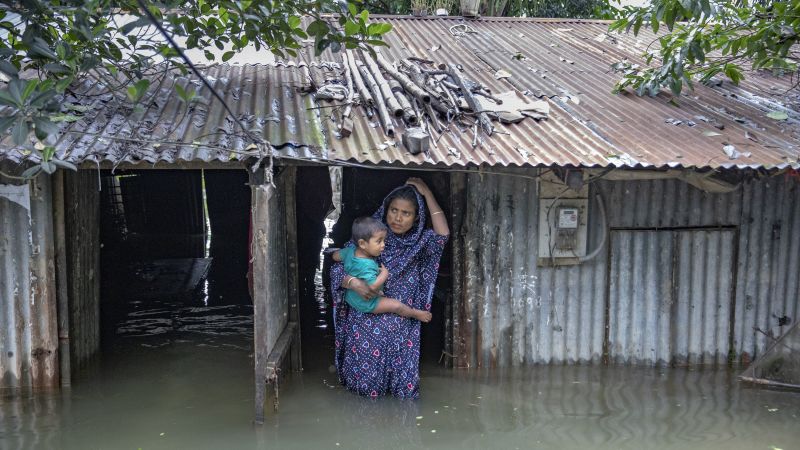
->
[351,216,387,243]
[383,186,419,219]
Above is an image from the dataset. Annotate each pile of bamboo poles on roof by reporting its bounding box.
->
[332,48,499,144]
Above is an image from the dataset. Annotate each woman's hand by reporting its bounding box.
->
[348,277,380,300]
[406,177,450,236]
[406,177,432,197]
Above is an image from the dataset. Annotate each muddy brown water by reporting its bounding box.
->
[3,231,800,449]
[2,298,799,450]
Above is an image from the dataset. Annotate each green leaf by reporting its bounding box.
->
[767,111,789,120]
[360,10,369,24]
[307,20,329,37]
[344,21,360,36]
[368,23,392,35]
[222,50,235,62]
[8,78,24,105]
[33,117,59,136]
[21,165,41,179]
[21,79,37,102]
[41,161,57,174]
[288,16,301,29]
[0,115,15,134]
[52,159,78,171]
[0,59,17,77]
[50,114,81,123]
[12,119,28,145]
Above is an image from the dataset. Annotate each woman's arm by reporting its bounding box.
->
[406,177,450,236]
[342,275,380,299]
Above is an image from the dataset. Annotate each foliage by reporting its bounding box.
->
[0,0,392,178]
[607,0,800,97]
[363,0,602,18]
[483,0,605,18]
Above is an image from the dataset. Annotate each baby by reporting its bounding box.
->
[333,216,432,322]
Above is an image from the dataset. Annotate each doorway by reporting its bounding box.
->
[97,169,252,356]
[295,166,452,369]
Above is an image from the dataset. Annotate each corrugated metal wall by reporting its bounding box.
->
[735,175,800,362]
[65,171,101,370]
[0,176,59,389]
[454,170,800,368]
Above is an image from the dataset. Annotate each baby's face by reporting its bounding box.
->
[362,230,387,257]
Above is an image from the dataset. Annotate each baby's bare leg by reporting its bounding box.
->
[372,297,432,322]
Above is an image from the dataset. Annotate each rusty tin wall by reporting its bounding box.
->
[65,171,101,370]
[454,169,800,368]
[0,176,59,390]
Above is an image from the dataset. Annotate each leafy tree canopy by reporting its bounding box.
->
[0,0,391,177]
[607,0,800,97]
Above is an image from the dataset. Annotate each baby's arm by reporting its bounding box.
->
[331,249,342,262]
[369,264,389,291]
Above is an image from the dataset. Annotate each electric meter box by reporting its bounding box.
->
[557,207,580,229]
[538,198,589,263]
[538,170,590,265]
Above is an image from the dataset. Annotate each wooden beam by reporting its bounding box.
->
[250,167,273,425]
[282,167,303,372]
[449,172,467,369]
[52,171,71,387]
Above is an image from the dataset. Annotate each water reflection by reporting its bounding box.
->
[2,351,799,449]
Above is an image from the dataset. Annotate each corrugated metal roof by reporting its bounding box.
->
[1,16,799,169]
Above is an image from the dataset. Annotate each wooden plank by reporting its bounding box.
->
[282,167,303,371]
[264,321,298,412]
[250,168,273,425]
[52,171,71,387]
[449,172,467,369]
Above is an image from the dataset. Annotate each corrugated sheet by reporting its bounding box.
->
[734,175,800,362]
[0,176,59,390]
[455,170,800,367]
[1,17,798,170]
[608,229,735,366]
[65,171,100,370]
[0,64,328,167]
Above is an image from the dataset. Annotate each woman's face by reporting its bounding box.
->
[386,198,417,235]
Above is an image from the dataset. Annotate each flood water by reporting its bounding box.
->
[2,241,800,449]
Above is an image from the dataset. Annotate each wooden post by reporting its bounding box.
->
[250,167,272,425]
[449,172,467,369]
[52,171,71,387]
[282,167,302,372]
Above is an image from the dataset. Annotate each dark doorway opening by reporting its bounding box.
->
[97,169,252,352]
[295,166,451,369]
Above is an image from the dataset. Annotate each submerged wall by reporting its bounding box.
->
[454,169,800,368]
[0,176,59,390]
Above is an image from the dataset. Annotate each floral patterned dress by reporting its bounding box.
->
[330,186,448,398]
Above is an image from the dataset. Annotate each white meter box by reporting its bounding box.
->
[538,198,588,262]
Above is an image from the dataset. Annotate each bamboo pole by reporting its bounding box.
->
[375,50,431,103]
[394,90,418,125]
[357,62,395,137]
[360,51,403,118]
[345,49,373,107]
[339,51,355,137]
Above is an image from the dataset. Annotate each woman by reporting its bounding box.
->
[330,177,449,398]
